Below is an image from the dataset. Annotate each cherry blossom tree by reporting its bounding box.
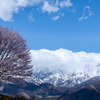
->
[0,26,33,86]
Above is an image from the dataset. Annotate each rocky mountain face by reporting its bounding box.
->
[31,68,91,87]
[73,76,100,90]
[28,61,100,88]
[23,62,100,89]
[60,69,90,87]
[57,76,100,100]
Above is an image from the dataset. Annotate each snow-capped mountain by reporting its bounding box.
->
[60,69,90,87]
[25,76,43,85]
[33,68,90,87]
[28,49,100,87]
[73,76,100,89]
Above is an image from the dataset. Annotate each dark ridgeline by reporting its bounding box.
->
[57,84,100,100]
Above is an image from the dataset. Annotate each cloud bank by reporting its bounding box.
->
[30,48,100,77]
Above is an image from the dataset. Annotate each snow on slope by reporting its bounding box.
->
[61,69,90,87]
[29,48,100,87]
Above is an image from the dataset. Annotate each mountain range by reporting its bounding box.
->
[57,76,100,100]
[30,49,100,87]
[32,69,91,87]
[1,76,100,100]
[0,49,100,99]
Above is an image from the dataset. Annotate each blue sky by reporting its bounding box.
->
[0,0,100,53]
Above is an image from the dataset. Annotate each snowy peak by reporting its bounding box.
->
[32,68,90,87]
[61,69,90,87]
[69,69,86,76]
[25,76,43,85]
[68,69,90,79]
[29,49,100,87]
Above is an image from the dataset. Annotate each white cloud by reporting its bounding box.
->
[84,6,90,9]
[42,1,59,13]
[17,0,44,6]
[16,0,30,7]
[0,0,74,21]
[30,48,100,77]
[56,0,59,6]
[71,6,76,13]
[79,6,94,21]
[0,0,17,21]
[79,16,88,21]
[59,0,73,8]
[0,0,44,21]
[28,12,34,22]
[52,16,60,20]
